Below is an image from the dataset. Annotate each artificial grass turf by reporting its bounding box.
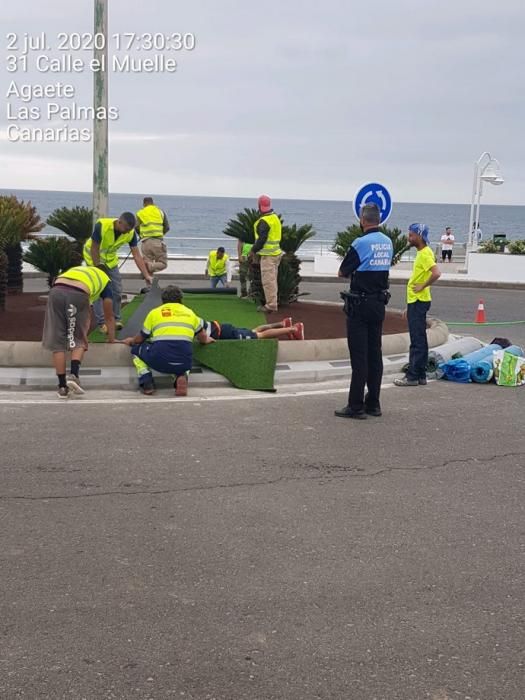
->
[89,293,278,391]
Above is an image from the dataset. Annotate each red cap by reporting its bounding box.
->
[257,194,272,213]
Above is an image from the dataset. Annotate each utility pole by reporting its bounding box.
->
[92,0,108,222]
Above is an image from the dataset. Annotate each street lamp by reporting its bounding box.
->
[467,152,504,250]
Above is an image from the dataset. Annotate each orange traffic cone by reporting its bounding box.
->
[475,299,486,324]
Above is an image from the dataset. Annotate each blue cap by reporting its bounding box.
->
[408,223,429,244]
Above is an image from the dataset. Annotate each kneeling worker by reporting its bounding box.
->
[42,265,115,398]
[122,285,213,396]
[206,246,230,288]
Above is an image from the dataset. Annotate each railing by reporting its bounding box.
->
[29,234,467,263]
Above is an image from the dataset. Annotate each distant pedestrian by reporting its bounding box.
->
[135,197,170,280]
[335,203,393,419]
[206,246,230,288]
[440,226,455,262]
[250,195,282,312]
[394,224,441,387]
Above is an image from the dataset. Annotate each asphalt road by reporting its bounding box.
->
[1,381,524,699]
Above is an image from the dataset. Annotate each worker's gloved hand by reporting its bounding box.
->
[144,274,153,285]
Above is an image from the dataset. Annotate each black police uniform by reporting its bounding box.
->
[337,227,393,417]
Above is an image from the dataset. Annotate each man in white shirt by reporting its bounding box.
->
[440,226,455,262]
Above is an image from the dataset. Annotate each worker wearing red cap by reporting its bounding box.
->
[249,194,282,312]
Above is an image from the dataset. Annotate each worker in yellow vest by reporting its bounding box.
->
[135,196,170,277]
[83,212,152,331]
[122,285,214,396]
[42,265,115,398]
[237,239,252,297]
[249,194,282,311]
[205,246,230,288]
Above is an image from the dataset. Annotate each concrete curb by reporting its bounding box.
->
[0,335,483,393]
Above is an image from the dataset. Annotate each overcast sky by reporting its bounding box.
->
[1,0,524,204]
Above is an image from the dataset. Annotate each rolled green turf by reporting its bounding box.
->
[89,293,277,391]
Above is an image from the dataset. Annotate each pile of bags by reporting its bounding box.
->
[438,340,525,386]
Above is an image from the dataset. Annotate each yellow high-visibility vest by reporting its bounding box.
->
[254,213,282,256]
[57,265,110,304]
[207,250,229,277]
[83,218,135,269]
[142,303,204,343]
[136,205,165,239]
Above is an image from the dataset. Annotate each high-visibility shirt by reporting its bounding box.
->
[407,246,436,304]
[141,303,204,343]
[57,265,111,304]
[207,250,229,277]
[83,218,137,269]
[254,213,282,256]
[241,242,253,257]
[136,205,165,239]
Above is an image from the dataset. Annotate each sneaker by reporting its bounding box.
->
[174,375,188,397]
[115,321,124,331]
[141,381,156,396]
[66,374,85,395]
[57,386,69,399]
[394,377,419,387]
[334,405,367,420]
[282,317,293,328]
[291,322,305,341]
[419,377,428,385]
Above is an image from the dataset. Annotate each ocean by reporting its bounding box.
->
[2,188,523,257]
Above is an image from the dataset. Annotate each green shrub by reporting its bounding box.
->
[332,224,408,265]
[508,239,525,255]
[478,241,500,254]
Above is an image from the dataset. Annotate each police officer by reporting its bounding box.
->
[335,203,394,419]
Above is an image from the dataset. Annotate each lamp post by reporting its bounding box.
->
[467,152,504,250]
[92,0,108,222]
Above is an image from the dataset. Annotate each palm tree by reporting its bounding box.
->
[0,195,45,294]
[332,224,408,265]
[23,237,77,288]
[47,206,93,263]
[0,199,27,310]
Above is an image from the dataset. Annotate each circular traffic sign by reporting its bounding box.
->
[352,182,393,224]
